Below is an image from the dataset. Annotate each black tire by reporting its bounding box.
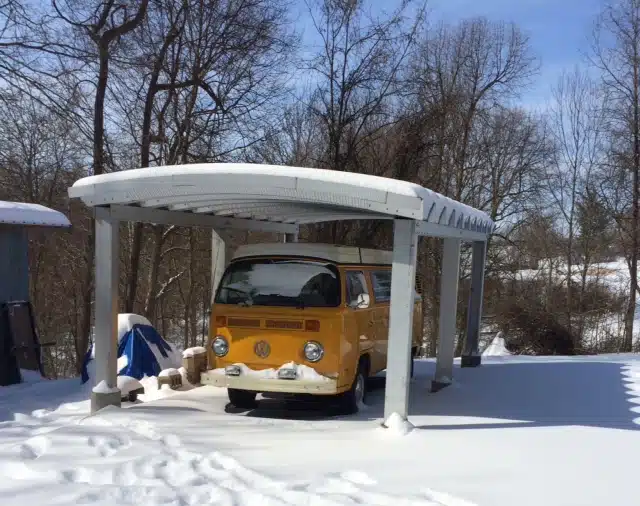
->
[228,388,257,409]
[339,358,368,415]
[127,391,138,402]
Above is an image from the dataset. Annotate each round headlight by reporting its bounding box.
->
[212,336,229,357]
[303,341,324,362]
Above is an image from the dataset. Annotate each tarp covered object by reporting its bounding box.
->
[81,314,181,383]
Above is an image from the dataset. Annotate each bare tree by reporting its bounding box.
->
[406,18,538,355]
[306,0,423,170]
[247,101,323,167]
[123,0,188,313]
[52,0,149,370]
[0,90,87,377]
[590,0,640,351]
[303,0,424,243]
[122,0,297,314]
[546,67,606,343]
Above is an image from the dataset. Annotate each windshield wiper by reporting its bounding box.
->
[223,286,253,305]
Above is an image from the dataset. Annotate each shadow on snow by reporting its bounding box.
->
[125,358,640,431]
[220,359,640,431]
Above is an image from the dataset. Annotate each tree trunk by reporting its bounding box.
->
[76,42,110,372]
[144,224,164,321]
[625,45,640,353]
[567,218,574,345]
[125,5,183,313]
[183,305,190,350]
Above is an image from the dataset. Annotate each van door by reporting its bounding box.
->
[344,270,374,376]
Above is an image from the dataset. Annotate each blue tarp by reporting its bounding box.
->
[81,324,175,384]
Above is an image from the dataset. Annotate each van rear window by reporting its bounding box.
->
[215,259,341,308]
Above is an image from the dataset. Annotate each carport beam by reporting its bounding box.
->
[433,238,461,390]
[383,219,418,422]
[462,241,486,367]
[91,210,121,413]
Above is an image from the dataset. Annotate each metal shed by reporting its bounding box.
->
[0,201,71,385]
[68,163,494,425]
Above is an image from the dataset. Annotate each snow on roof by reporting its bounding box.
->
[68,163,494,237]
[0,201,70,228]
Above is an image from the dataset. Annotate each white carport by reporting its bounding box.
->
[68,163,494,423]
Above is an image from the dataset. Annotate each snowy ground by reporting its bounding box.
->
[1,354,639,506]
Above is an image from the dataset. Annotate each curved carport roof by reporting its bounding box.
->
[68,163,493,239]
[68,163,494,427]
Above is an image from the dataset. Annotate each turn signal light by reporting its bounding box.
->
[305,319,320,332]
[215,315,227,327]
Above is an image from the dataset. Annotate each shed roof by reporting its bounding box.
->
[0,201,71,228]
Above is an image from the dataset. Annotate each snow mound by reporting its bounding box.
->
[482,332,511,357]
[117,376,143,397]
[92,381,119,395]
[158,368,180,378]
[137,367,195,403]
[182,346,206,358]
[381,412,415,435]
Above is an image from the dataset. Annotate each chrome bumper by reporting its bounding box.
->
[200,369,338,394]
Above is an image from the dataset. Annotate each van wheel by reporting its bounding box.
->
[339,359,368,415]
[228,388,257,409]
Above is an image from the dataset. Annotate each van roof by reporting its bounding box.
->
[232,243,392,265]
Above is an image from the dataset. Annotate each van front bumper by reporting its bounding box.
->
[200,369,339,395]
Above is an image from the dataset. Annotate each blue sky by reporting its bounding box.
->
[293,0,605,110]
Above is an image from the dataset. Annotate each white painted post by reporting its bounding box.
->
[433,237,461,389]
[91,210,121,413]
[211,228,229,302]
[383,219,418,422]
[462,240,487,367]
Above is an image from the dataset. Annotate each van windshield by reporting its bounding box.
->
[215,258,341,308]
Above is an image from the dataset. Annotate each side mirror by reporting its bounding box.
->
[350,293,370,309]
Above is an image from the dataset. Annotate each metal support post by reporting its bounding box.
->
[383,219,418,422]
[91,210,121,413]
[462,240,486,367]
[433,238,461,391]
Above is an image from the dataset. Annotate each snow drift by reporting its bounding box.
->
[482,332,511,357]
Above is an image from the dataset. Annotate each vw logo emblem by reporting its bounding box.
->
[254,340,271,358]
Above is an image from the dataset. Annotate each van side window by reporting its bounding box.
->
[370,270,391,302]
[346,271,369,307]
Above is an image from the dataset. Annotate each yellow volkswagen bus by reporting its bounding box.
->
[200,243,422,413]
